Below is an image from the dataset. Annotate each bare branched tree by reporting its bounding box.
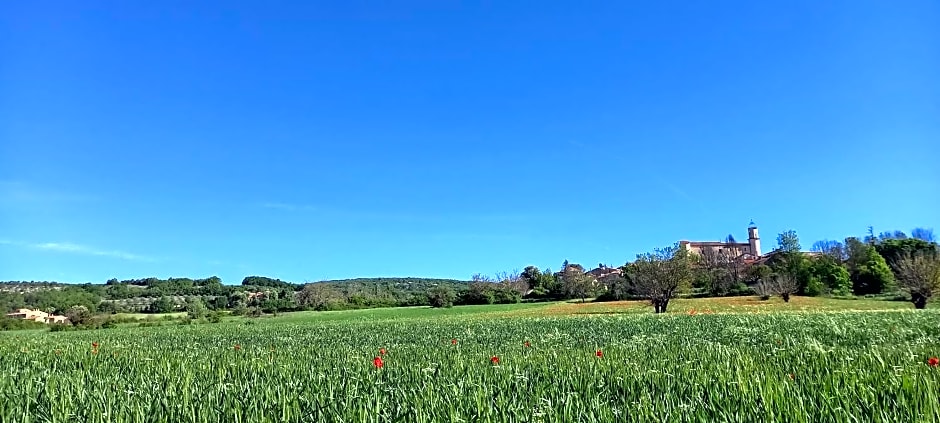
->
[471,273,494,283]
[811,239,847,261]
[769,273,799,303]
[495,269,528,295]
[696,247,740,295]
[753,280,773,300]
[629,244,693,313]
[911,228,936,243]
[890,252,940,309]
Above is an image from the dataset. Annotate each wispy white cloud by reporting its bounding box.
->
[663,182,693,202]
[32,242,149,261]
[662,182,706,214]
[0,240,154,261]
[0,181,95,207]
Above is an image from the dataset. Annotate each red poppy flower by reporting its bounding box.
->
[595,350,603,358]
[524,341,531,348]
[92,342,99,349]
[451,339,458,345]
[379,348,387,356]
[234,344,241,351]
[373,356,384,368]
[928,357,939,367]
[688,309,696,316]
[490,356,499,365]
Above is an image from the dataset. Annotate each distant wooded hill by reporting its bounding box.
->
[0,276,478,316]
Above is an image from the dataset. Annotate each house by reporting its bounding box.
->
[587,264,623,281]
[6,308,48,321]
[5,308,69,324]
[48,315,69,324]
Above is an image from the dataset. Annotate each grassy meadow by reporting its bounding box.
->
[2,297,939,422]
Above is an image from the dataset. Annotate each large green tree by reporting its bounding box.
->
[808,255,851,296]
[776,230,802,253]
[427,286,456,308]
[846,240,895,295]
[64,305,91,326]
[148,296,176,313]
[184,297,208,319]
[520,266,560,298]
[520,266,542,290]
[875,238,938,264]
[768,231,813,294]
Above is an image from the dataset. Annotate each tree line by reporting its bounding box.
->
[1,226,937,325]
[0,276,513,319]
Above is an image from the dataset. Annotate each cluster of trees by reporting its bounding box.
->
[297,274,528,310]
[764,227,938,306]
[0,285,102,315]
[132,279,427,315]
[807,227,938,308]
[423,272,528,308]
[104,276,228,298]
[594,226,938,311]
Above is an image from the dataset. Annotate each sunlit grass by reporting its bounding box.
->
[268,302,548,322]
[502,296,916,317]
[1,299,937,422]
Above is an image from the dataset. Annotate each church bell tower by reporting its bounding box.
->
[747,221,761,256]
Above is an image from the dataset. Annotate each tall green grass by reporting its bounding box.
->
[2,310,938,422]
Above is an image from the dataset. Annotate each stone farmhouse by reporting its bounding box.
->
[587,264,623,280]
[5,308,69,324]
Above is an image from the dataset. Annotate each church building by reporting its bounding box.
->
[679,222,762,261]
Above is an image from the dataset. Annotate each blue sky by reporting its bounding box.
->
[1,1,937,284]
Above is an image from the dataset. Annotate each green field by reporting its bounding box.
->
[2,298,939,422]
